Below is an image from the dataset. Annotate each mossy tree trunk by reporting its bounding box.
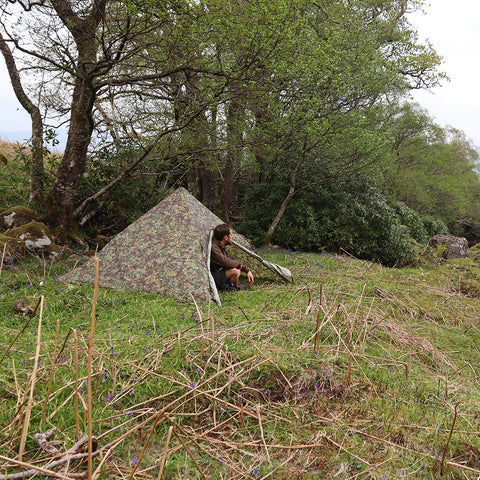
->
[44,0,107,241]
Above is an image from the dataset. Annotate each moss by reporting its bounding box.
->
[0,206,37,231]
[0,232,23,248]
[6,221,56,252]
[7,220,51,239]
[0,232,24,261]
[468,243,480,263]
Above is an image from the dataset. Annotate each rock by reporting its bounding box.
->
[0,206,37,231]
[6,221,54,251]
[428,235,469,260]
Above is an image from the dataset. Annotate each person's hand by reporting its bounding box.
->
[247,271,254,284]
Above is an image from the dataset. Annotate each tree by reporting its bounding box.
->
[0,31,44,206]
[244,0,444,243]
[0,0,444,243]
[384,105,480,225]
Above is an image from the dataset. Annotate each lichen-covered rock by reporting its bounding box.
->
[428,235,469,259]
[0,206,37,231]
[6,221,54,251]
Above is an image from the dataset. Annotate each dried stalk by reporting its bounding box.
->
[42,317,61,429]
[156,426,173,480]
[74,328,80,440]
[256,404,272,465]
[87,257,100,480]
[440,401,460,476]
[0,242,6,278]
[18,295,44,462]
[0,297,42,365]
[314,285,323,352]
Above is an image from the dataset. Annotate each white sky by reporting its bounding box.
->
[409,0,480,145]
[0,1,479,145]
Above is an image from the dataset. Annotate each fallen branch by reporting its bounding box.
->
[0,429,105,480]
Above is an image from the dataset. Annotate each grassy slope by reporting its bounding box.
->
[1,247,480,479]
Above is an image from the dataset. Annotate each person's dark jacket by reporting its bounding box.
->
[210,238,250,273]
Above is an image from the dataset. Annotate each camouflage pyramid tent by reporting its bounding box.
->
[65,187,292,305]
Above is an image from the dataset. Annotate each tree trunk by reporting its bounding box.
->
[221,98,244,220]
[264,150,306,245]
[0,33,44,206]
[45,77,96,238]
[44,0,106,240]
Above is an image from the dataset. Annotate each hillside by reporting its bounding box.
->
[0,137,22,159]
[1,247,480,479]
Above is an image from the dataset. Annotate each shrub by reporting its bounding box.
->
[389,200,428,243]
[239,176,420,266]
[421,215,449,238]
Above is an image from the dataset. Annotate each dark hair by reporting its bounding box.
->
[213,223,232,241]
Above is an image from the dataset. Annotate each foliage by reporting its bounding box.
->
[421,215,449,238]
[382,104,480,227]
[1,0,445,233]
[240,175,441,266]
[389,199,428,243]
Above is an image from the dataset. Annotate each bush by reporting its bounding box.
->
[389,200,428,243]
[421,215,449,238]
[239,176,421,266]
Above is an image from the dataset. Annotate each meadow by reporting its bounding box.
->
[1,245,480,479]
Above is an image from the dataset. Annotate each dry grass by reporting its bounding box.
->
[0,138,26,160]
[1,251,480,478]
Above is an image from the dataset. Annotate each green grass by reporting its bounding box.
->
[1,248,480,478]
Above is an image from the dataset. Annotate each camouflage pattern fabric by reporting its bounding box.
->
[64,187,277,304]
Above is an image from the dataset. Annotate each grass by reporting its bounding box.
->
[1,246,480,479]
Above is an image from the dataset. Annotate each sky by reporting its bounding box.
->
[0,1,479,145]
[408,0,480,146]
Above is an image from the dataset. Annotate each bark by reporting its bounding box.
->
[44,0,107,240]
[221,98,244,220]
[264,150,306,245]
[0,33,44,206]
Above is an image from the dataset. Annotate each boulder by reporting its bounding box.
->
[428,235,469,260]
[6,221,54,251]
[0,206,37,231]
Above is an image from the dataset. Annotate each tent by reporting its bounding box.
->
[65,187,292,305]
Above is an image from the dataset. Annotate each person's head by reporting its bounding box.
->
[213,223,233,243]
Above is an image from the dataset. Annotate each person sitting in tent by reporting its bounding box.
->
[211,223,254,290]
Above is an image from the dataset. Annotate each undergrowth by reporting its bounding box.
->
[1,248,480,479]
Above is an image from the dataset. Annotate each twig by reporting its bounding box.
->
[156,426,173,480]
[256,404,272,465]
[0,435,106,480]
